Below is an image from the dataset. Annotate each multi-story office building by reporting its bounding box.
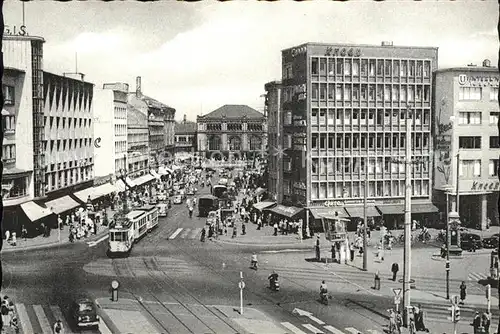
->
[126,102,150,179]
[130,77,176,168]
[265,81,284,203]
[278,42,439,229]
[197,105,267,159]
[93,83,128,181]
[433,60,499,229]
[43,72,95,195]
[174,115,197,154]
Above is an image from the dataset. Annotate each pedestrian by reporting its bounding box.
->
[11,232,16,246]
[471,311,481,334]
[460,281,467,305]
[414,304,429,332]
[4,230,10,243]
[391,262,399,281]
[200,228,206,242]
[21,226,27,241]
[350,242,355,262]
[58,215,63,230]
[481,312,490,334]
[374,270,381,290]
[242,223,246,235]
[378,245,385,261]
[273,222,278,236]
[331,244,336,263]
[315,236,321,261]
[232,225,237,238]
[257,217,262,230]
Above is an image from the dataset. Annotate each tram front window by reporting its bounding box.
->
[111,232,126,242]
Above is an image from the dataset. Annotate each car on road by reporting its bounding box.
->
[186,188,195,196]
[483,233,500,249]
[71,298,100,329]
[460,233,483,251]
[173,195,183,204]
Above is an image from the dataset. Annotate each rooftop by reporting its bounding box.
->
[282,42,439,53]
[199,105,265,120]
[140,94,175,111]
[175,121,197,134]
[127,104,148,127]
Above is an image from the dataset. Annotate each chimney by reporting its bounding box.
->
[483,59,491,67]
[183,114,187,124]
[136,76,142,97]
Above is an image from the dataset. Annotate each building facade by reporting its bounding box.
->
[197,105,267,160]
[279,42,438,228]
[130,77,176,168]
[126,102,150,179]
[174,115,197,154]
[93,82,128,180]
[433,61,500,229]
[265,81,284,203]
[43,72,95,195]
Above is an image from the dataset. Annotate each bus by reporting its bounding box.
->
[137,205,159,231]
[212,185,228,199]
[198,195,219,217]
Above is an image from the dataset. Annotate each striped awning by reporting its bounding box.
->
[45,195,80,215]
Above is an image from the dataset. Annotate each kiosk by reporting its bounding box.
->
[321,212,350,263]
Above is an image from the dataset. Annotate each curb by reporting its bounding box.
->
[1,231,109,253]
[212,238,314,248]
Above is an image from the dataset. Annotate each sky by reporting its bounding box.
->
[3,0,498,122]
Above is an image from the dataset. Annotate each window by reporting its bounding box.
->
[336,61,343,76]
[490,112,499,125]
[459,87,482,100]
[311,58,318,75]
[490,136,500,148]
[320,84,327,100]
[490,87,498,101]
[344,60,351,75]
[312,83,319,100]
[459,111,482,125]
[319,58,326,76]
[352,61,359,76]
[459,136,481,149]
[344,85,351,100]
[311,109,318,125]
[489,159,499,176]
[2,115,15,132]
[460,159,481,177]
[2,85,15,105]
[328,84,334,100]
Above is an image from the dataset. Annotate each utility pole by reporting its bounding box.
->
[362,160,368,271]
[402,105,413,326]
[455,153,460,213]
[446,190,450,300]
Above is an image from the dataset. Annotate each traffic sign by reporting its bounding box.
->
[451,295,459,306]
[394,296,401,305]
[238,281,245,289]
[392,288,402,297]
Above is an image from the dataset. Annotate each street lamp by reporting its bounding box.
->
[118,168,131,215]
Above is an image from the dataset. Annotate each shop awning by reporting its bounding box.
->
[344,205,380,218]
[150,170,161,179]
[115,179,126,193]
[309,207,349,220]
[133,174,155,187]
[20,201,53,222]
[73,187,96,203]
[377,204,404,215]
[267,205,304,218]
[45,195,80,215]
[125,177,136,188]
[254,187,266,197]
[158,167,169,175]
[92,183,117,199]
[377,203,439,215]
[411,203,439,214]
[253,201,276,211]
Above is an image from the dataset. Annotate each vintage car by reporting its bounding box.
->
[71,298,100,329]
[157,203,168,217]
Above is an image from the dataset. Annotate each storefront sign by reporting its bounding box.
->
[94,174,112,187]
[380,199,404,205]
[291,46,307,57]
[470,181,500,191]
[4,25,27,36]
[315,199,376,207]
[435,135,451,151]
[325,46,362,57]
[458,74,499,87]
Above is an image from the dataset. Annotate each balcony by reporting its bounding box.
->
[2,157,15,164]
[4,128,15,135]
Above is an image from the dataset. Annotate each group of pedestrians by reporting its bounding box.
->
[1,296,18,332]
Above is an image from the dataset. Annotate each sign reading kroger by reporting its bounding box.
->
[458,74,499,87]
[470,181,500,192]
[325,46,362,57]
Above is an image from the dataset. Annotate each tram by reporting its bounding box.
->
[107,210,149,257]
[137,204,159,231]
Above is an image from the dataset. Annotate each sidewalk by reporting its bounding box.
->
[1,206,116,253]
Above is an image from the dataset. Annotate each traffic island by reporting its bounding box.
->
[214,305,287,334]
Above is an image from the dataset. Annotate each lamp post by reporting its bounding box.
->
[119,169,131,215]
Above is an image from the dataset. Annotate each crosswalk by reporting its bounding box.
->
[10,303,112,334]
[280,321,381,334]
[168,227,203,240]
[468,271,489,281]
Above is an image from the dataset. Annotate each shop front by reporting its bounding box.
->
[376,200,439,229]
[265,204,304,223]
[20,201,55,235]
[252,201,276,212]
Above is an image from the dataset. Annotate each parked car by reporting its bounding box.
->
[173,195,183,204]
[483,233,500,249]
[157,203,168,217]
[460,233,483,251]
[71,298,100,329]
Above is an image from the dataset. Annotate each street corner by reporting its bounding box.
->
[96,298,161,334]
[213,305,287,334]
